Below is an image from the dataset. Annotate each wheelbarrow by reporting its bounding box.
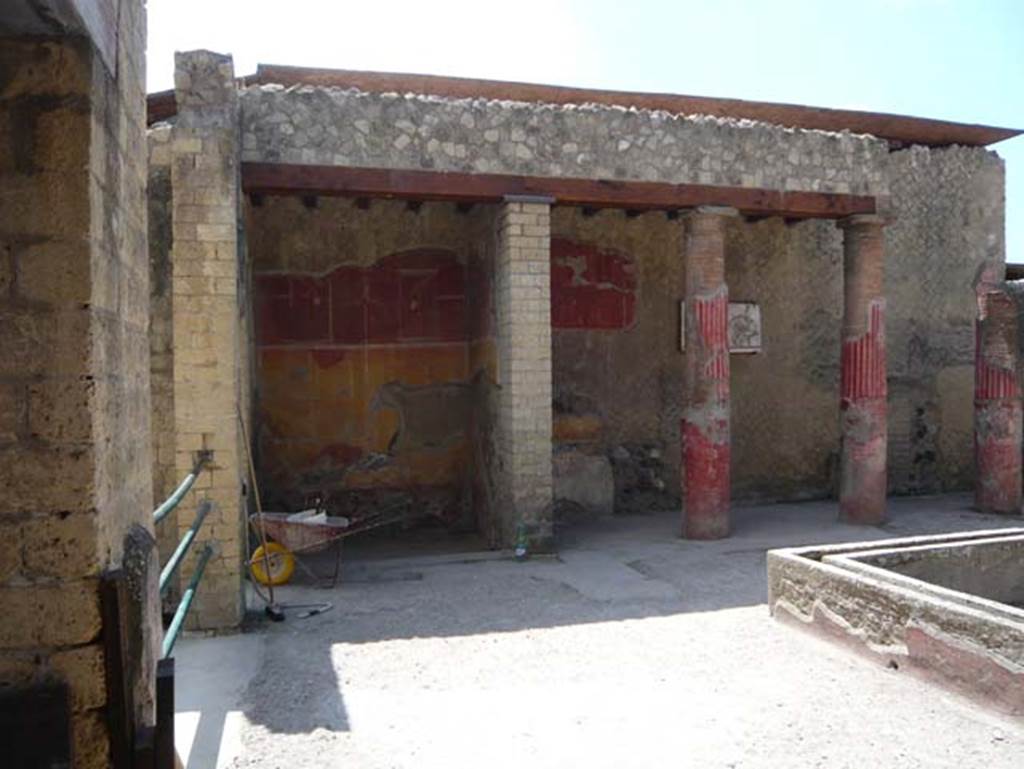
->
[247,506,408,588]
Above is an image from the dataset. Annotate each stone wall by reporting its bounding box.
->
[240,85,889,196]
[236,147,1003,527]
[550,210,683,509]
[148,125,178,577]
[245,197,495,528]
[0,0,156,763]
[550,142,1004,506]
[150,61,1007,604]
[551,210,843,505]
[232,81,1004,507]
[467,206,501,544]
[883,145,1005,494]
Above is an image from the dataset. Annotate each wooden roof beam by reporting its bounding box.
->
[241,163,877,220]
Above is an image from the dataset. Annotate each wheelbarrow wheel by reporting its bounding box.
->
[250,542,295,586]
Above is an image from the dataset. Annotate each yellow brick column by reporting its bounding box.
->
[494,197,554,550]
[170,51,246,629]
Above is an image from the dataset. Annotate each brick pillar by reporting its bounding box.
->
[0,2,155,765]
[681,207,736,539]
[170,51,246,628]
[974,288,1022,514]
[837,215,889,524]
[494,197,554,550]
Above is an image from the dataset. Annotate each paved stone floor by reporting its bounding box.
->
[175,494,1024,768]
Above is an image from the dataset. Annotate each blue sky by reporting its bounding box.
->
[148,0,1024,261]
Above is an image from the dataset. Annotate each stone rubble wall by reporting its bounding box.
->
[883,145,1005,494]
[240,85,890,196]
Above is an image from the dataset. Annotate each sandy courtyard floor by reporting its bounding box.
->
[174,494,1024,768]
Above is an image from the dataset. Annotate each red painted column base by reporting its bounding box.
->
[839,398,887,525]
[682,416,730,539]
[975,399,1023,514]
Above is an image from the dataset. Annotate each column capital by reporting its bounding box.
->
[502,194,555,205]
[683,205,740,221]
[836,213,892,230]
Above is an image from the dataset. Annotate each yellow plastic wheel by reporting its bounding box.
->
[250,542,295,586]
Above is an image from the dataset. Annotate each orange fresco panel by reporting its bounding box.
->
[312,347,361,403]
[363,346,403,393]
[345,441,469,489]
[260,397,318,442]
[259,349,314,402]
[255,248,487,503]
[469,338,498,380]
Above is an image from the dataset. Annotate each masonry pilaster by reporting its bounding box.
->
[837,215,889,524]
[494,198,554,550]
[170,51,246,629]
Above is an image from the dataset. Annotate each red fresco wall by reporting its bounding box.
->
[255,238,638,522]
[257,249,469,347]
[255,249,479,520]
[551,237,636,330]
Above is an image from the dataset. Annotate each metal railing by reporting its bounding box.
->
[153,451,210,525]
[153,451,213,658]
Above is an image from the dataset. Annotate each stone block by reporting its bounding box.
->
[0,381,24,445]
[0,581,101,648]
[0,652,37,688]
[553,449,615,517]
[17,239,93,306]
[72,709,109,769]
[21,513,100,579]
[0,170,90,239]
[27,378,95,445]
[50,645,106,711]
[0,518,21,583]
[0,443,96,515]
[0,305,92,380]
[34,103,91,171]
[0,40,92,99]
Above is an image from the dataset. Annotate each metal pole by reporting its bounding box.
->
[161,544,214,659]
[158,500,213,595]
[153,452,210,524]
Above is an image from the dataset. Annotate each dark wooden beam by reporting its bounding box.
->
[242,162,876,220]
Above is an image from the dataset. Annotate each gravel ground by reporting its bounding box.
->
[175,494,1024,768]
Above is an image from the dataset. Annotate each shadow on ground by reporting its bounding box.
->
[175,493,1024,766]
